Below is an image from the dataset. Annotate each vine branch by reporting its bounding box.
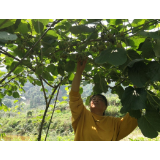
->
[45,84,61,141]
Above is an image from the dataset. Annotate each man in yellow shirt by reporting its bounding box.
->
[69,59,138,141]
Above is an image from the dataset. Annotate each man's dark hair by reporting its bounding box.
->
[89,94,109,116]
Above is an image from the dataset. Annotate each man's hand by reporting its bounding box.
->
[71,57,88,92]
[76,58,88,75]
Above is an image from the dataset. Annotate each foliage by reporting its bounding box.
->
[1,19,160,139]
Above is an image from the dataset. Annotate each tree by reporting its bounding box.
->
[0,19,160,140]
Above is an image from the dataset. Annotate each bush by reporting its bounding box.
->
[4,127,14,133]
[8,120,20,128]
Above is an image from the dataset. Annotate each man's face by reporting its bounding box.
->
[90,95,107,115]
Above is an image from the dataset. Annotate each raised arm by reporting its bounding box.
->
[69,59,88,133]
[71,59,88,92]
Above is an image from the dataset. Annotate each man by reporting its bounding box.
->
[69,59,138,141]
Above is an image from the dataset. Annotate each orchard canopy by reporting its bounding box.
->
[1,19,160,139]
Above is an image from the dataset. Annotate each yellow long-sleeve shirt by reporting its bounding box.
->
[69,89,138,141]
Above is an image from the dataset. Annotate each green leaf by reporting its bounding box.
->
[139,39,155,58]
[127,59,144,68]
[138,116,158,138]
[137,31,160,39]
[14,66,24,74]
[40,88,48,92]
[145,110,160,131]
[65,61,75,73]
[126,36,145,49]
[129,110,141,119]
[0,70,6,77]
[70,25,95,34]
[79,87,83,94]
[0,19,16,29]
[0,92,4,99]
[37,19,49,26]
[131,19,145,27]
[146,61,160,82]
[128,61,149,88]
[147,90,160,110]
[13,92,20,98]
[87,30,98,41]
[46,64,58,76]
[0,31,17,41]
[153,39,160,57]
[35,66,43,75]
[47,30,58,38]
[69,73,75,81]
[57,65,64,76]
[85,95,91,106]
[84,63,92,72]
[95,48,127,66]
[59,101,68,105]
[107,19,123,25]
[111,85,124,100]
[62,96,68,100]
[14,100,18,103]
[16,22,29,34]
[93,74,108,94]
[34,80,41,86]
[120,87,147,113]
[21,60,32,68]
[42,71,54,81]
[32,20,44,34]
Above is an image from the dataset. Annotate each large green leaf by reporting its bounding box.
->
[32,20,44,34]
[95,48,127,66]
[111,85,124,100]
[126,36,145,49]
[84,63,92,72]
[137,31,160,39]
[131,19,145,27]
[106,19,123,25]
[87,30,98,41]
[42,71,54,81]
[120,87,147,113]
[147,90,160,110]
[0,19,16,29]
[65,61,75,73]
[138,116,158,138]
[70,25,95,34]
[35,66,43,75]
[69,73,75,81]
[145,111,160,131]
[119,50,141,70]
[128,61,149,88]
[37,19,49,26]
[16,22,29,34]
[146,61,160,82]
[47,30,58,38]
[153,38,160,57]
[34,79,41,86]
[93,74,108,94]
[14,66,24,74]
[129,110,141,119]
[0,31,17,41]
[139,39,155,58]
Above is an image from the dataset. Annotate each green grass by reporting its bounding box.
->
[1,104,160,141]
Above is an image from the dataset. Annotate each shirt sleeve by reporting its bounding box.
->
[115,113,138,141]
[69,89,85,132]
